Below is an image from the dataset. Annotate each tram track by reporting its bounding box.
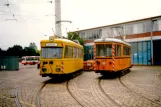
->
[35,72,83,107]
[66,71,84,107]
[35,79,49,107]
[67,72,122,107]
[98,79,122,107]
[154,73,161,86]
[119,76,161,106]
[0,72,36,107]
[14,76,36,107]
[66,80,84,107]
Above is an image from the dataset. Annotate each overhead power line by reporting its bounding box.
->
[0,9,10,13]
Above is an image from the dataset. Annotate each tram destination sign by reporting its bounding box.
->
[46,43,57,46]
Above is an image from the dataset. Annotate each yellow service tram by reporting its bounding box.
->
[94,37,132,75]
[39,36,84,78]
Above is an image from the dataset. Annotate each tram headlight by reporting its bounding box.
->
[55,68,61,72]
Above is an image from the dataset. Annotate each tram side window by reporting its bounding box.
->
[78,49,83,58]
[73,48,78,58]
[65,46,73,58]
[64,46,68,58]
[76,48,79,58]
[81,49,83,58]
[78,49,81,58]
[115,45,121,56]
[123,46,130,55]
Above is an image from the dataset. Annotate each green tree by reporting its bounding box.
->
[0,48,2,54]
[0,48,6,56]
[7,45,23,57]
[67,32,84,46]
[23,47,37,56]
[29,42,37,50]
[36,49,40,56]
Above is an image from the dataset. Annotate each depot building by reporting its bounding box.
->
[74,15,161,65]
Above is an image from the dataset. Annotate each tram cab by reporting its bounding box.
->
[93,37,132,75]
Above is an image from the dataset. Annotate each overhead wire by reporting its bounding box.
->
[0,0,59,22]
[0,9,10,13]
[0,0,66,30]
[0,0,46,22]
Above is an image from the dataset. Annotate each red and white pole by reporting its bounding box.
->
[112,42,115,71]
[94,45,96,70]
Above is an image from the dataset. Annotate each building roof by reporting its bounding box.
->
[94,38,131,46]
[72,15,161,32]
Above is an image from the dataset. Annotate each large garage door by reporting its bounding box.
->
[84,46,94,61]
[131,41,151,65]
[153,40,161,65]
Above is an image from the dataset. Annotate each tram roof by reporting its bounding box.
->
[41,38,83,48]
[94,38,131,46]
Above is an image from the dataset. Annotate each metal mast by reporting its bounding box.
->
[55,0,61,36]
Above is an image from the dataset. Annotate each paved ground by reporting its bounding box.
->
[0,64,161,107]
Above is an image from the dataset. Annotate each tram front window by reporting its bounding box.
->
[96,44,112,57]
[42,47,63,58]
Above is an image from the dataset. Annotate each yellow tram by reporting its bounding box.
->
[94,37,132,75]
[39,36,84,78]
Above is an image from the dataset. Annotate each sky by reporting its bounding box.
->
[0,0,161,50]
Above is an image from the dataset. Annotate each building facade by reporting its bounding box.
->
[77,15,161,65]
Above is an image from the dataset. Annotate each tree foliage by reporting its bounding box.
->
[29,42,37,50]
[67,32,84,46]
[7,45,23,58]
[0,44,40,57]
[23,47,37,56]
[0,48,7,56]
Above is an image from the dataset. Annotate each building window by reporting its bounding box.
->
[158,19,161,31]
[79,32,85,40]
[144,21,151,32]
[99,29,102,38]
[73,48,77,58]
[153,20,159,31]
[133,23,144,34]
[125,24,133,35]
[88,31,93,39]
